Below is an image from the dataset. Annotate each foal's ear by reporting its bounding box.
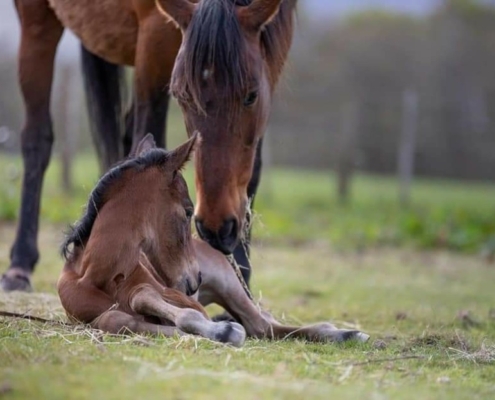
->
[156,0,196,31]
[237,0,283,32]
[169,131,201,172]
[131,133,156,158]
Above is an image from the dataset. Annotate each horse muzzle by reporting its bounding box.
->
[195,217,239,255]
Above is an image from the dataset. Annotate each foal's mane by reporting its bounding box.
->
[171,0,296,113]
[61,149,170,260]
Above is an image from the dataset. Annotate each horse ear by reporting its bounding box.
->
[168,131,201,172]
[237,0,283,32]
[131,133,156,158]
[156,0,196,31]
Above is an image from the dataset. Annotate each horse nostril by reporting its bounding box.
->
[195,218,209,241]
[219,218,237,240]
[198,271,203,286]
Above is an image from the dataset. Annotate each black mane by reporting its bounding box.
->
[61,148,169,260]
[171,0,297,113]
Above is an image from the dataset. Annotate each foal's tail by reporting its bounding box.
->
[81,44,127,173]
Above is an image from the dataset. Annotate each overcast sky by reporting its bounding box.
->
[3,1,487,60]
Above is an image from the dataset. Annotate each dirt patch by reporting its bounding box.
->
[406,333,471,352]
[0,292,65,321]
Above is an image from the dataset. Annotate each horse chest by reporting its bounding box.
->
[47,0,138,65]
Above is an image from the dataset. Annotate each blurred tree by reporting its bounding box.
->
[270,1,495,183]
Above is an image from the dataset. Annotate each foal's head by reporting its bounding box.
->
[62,133,201,294]
[157,0,290,254]
[129,134,201,293]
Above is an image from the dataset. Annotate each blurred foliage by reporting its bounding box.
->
[271,0,495,180]
[1,154,494,254]
[254,169,495,253]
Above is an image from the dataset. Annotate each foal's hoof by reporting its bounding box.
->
[0,269,33,292]
[335,330,370,343]
[213,321,246,347]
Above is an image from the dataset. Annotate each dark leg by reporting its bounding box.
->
[123,100,135,156]
[1,0,63,291]
[80,45,125,172]
[131,90,170,152]
[127,15,182,154]
[123,90,169,157]
[233,138,264,286]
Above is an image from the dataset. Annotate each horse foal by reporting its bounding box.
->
[57,133,246,346]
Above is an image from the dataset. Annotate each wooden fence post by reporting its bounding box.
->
[397,88,419,208]
[57,63,79,194]
[336,99,359,205]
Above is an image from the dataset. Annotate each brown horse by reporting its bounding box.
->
[58,133,243,346]
[58,134,369,345]
[2,0,297,292]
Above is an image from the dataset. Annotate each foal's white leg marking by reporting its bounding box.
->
[131,286,246,347]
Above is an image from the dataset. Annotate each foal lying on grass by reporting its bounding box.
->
[58,134,369,347]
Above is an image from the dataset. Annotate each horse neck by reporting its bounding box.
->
[132,178,191,282]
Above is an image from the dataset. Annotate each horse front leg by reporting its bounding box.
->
[129,285,246,347]
[1,0,63,292]
[196,240,370,343]
[232,138,264,287]
[126,13,182,154]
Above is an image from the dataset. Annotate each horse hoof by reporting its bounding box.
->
[356,332,370,342]
[0,270,33,292]
[213,321,246,347]
[337,330,370,343]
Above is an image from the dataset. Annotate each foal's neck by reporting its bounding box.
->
[125,171,190,278]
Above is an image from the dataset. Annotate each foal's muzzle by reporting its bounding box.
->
[195,218,239,255]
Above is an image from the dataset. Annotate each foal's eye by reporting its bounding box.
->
[185,208,194,219]
[243,91,258,107]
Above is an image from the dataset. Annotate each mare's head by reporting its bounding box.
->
[62,133,201,295]
[157,0,291,254]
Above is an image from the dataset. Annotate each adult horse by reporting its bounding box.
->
[2,0,297,292]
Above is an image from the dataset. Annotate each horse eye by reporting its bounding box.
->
[243,91,258,107]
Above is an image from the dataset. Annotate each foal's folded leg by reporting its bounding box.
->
[58,270,182,337]
[195,240,369,343]
[129,284,246,347]
[94,310,183,337]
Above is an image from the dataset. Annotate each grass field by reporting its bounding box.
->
[1,154,495,399]
[1,152,495,252]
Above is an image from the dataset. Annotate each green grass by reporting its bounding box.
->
[1,226,495,399]
[1,155,495,398]
[255,170,495,253]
